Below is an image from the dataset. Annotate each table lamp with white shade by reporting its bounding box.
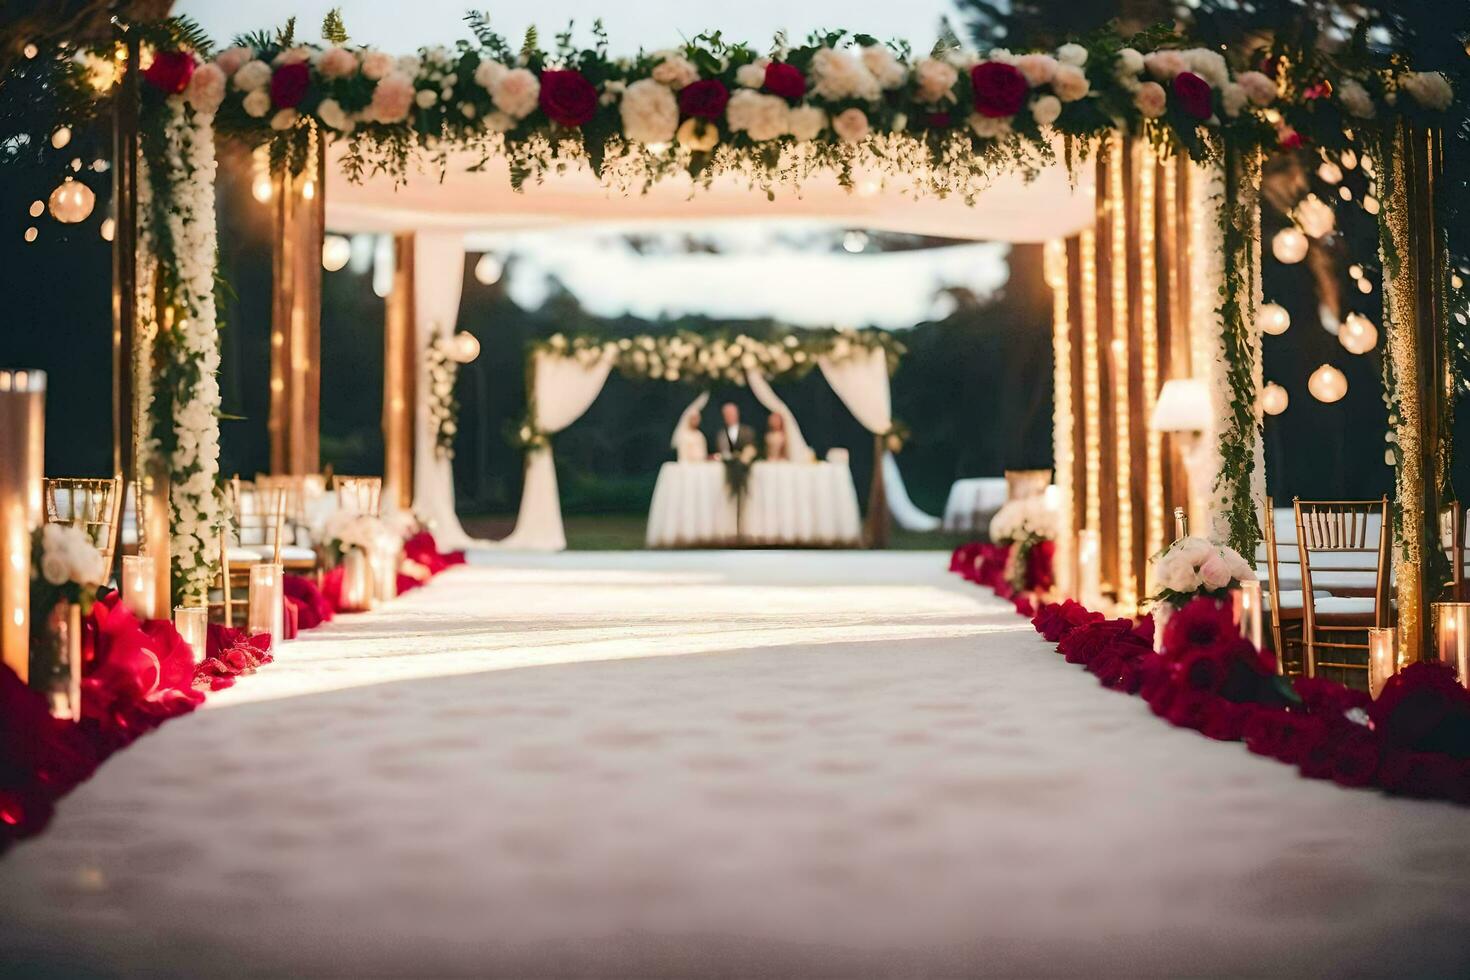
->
[1150,378,1213,539]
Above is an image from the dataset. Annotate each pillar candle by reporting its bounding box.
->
[1368,627,1397,700]
[174,605,209,665]
[0,369,44,683]
[248,562,285,648]
[1433,602,1470,688]
[142,463,171,617]
[1232,580,1264,651]
[121,553,156,622]
[1078,529,1102,610]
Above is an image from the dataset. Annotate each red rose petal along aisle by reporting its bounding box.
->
[951,543,1470,805]
[0,532,466,854]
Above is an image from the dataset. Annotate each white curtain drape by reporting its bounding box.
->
[408,233,480,547]
[745,369,810,461]
[818,347,939,532]
[496,349,616,551]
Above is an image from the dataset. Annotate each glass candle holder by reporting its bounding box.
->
[174,605,209,665]
[371,539,400,603]
[121,554,157,621]
[248,562,285,648]
[0,368,45,684]
[1368,626,1397,699]
[338,547,374,612]
[36,599,81,721]
[1232,580,1264,651]
[1433,602,1470,688]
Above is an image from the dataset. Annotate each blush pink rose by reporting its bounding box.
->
[214,46,252,77]
[361,50,394,81]
[831,107,870,142]
[185,62,226,114]
[317,46,358,80]
[368,72,415,123]
[1014,54,1058,87]
[1134,80,1167,117]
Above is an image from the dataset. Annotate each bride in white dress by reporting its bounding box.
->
[672,393,710,463]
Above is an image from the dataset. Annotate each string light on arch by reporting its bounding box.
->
[1272,227,1309,264]
[1261,382,1289,416]
[1260,302,1290,335]
[1308,364,1348,403]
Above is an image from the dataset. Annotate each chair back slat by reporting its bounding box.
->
[43,477,123,582]
[334,476,383,517]
[1292,497,1390,682]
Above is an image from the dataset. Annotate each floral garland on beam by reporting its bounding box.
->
[136,66,225,605]
[528,328,903,386]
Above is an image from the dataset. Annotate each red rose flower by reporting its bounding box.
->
[678,78,730,120]
[1026,539,1056,592]
[270,62,311,109]
[1379,750,1465,800]
[143,50,197,95]
[970,62,1028,118]
[763,62,806,101]
[1326,727,1381,788]
[1369,661,1470,754]
[1171,71,1214,121]
[1180,647,1229,694]
[1276,126,1303,150]
[1161,595,1236,658]
[1200,699,1252,741]
[539,69,599,127]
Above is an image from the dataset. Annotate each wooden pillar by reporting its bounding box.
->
[1095,140,1124,604]
[383,233,417,511]
[1383,122,1450,662]
[1045,239,1074,595]
[268,135,324,475]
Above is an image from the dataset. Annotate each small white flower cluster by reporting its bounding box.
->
[36,524,106,589]
[319,509,390,557]
[425,337,460,460]
[1151,535,1256,600]
[988,495,1059,545]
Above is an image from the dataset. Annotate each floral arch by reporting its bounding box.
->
[41,12,1458,649]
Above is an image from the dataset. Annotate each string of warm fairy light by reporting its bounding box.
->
[1139,142,1163,590]
[1045,238,1073,595]
[1109,134,1134,611]
[1080,228,1101,539]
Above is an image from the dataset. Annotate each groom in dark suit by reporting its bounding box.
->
[714,402,758,458]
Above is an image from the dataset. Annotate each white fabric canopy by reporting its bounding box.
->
[817,348,940,532]
[408,233,480,548]
[745,369,810,462]
[495,349,616,551]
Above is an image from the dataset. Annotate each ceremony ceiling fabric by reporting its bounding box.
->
[324,146,1097,243]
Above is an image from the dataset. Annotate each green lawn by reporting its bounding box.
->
[461,514,978,551]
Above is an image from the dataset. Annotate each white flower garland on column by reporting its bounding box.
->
[137,96,223,604]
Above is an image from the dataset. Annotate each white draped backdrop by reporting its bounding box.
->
[816,347,939,533]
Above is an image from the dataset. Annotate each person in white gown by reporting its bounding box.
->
[674,406,709,463]
[764,412,789,461]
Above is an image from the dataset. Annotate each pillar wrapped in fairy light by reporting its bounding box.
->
[0,369,45,683]
[1044,239,1075,597]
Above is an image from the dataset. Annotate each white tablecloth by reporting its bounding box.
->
[942,478,1008,532]
[646,461,862,548]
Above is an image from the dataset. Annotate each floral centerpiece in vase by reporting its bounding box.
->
[318,510,391,611]
[987,495,1060,603]
[1148,536,1257,653]
[29,525,107,719]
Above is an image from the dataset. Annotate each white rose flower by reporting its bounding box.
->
[619,78,678,144]
[726,89,789,141]
[1051,64,1090,102]
[1056,43,1088,67]
[317,98,354,133]
[41,553,70,586]
[860,45,907,90]
[1030,94,1062,127]
[651,53,699,90]
[1221,82,1248,118]
[1236,70,1276,107]
[915,57,959,104]
[1186,48,1230,89]
[986,48,1017,65]
[491,68,540,119]
[242,89,271,118]
[233,59,271,92]
[831,106,869,143]
[361,50,394,81]
[474,58,507,91]
[396,54,422,76]
[1115,47,1144,79]
[1401,71,1453,111]
[735,60,768,89]
[415,88,438,109]
[810,47,880,102]
[270,108,299,130]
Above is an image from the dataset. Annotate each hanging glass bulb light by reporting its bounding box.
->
[1294,194,1335,238]
[1339,313,1378,354]
[451,331,481,364]
[1260,302,1291,335]
[100,217,114,242]
[1261,382,1289,416]
[50,126,71,149]
[1308,364,1348,403]
[474,253,503,285]
[48,177,94,223]
[321,235,351,272]
[1316,160,1343,184]
[1272,227,1309,264]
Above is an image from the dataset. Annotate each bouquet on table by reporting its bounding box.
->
[987,495,1060,603]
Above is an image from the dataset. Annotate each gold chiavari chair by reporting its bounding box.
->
[208,524,256,627]
[253,474,323,576]
[334,475,383,517]
[1443,503,1465,601]
[1262,496,1305,675]
[44,476,123,582]
[1294,497,1391,683]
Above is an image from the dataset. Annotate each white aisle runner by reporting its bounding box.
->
[1,552,1468,977]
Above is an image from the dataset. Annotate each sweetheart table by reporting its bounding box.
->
[646,461,863,548]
